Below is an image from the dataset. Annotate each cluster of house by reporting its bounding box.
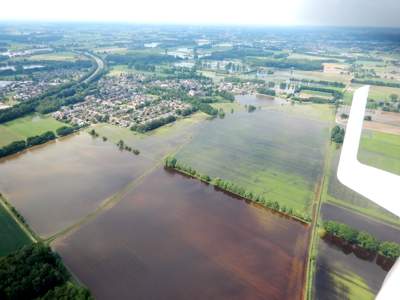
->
[0,81,53,101]
[33,69,85,83]
[0,69,87,101]
[51,73,192,127]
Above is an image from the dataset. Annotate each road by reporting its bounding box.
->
[83,52,104,83]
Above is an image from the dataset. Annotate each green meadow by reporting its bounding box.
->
[0,198,31,257]
[301,90,333,97]
[1,113,69,139]
[322,131,400,225]
[174,109,329,214]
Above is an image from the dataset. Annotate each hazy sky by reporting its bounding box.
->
[1,0,399,27]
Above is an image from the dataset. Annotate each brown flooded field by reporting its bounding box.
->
[0,133,156,238]
[322,203,400,244]
[53,167,310,300]
[313,232,394,299]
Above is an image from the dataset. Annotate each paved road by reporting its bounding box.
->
[83,52,104,83]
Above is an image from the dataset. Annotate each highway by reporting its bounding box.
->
[83,52,104,83]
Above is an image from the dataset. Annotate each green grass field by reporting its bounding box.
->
[267,103,335,122]
[1,113,69,140]
[28,51,84,62]
[301,90,333,97]
[322,132,400,225]
[348,83,400,101]
[0,199,31,257]
[87,112,209,161]
[174,109,329,214]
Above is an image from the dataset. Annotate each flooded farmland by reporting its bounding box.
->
[322,203,400,244]
[0,133,156,238]
[313,232,394,299]
[53,167,310,300]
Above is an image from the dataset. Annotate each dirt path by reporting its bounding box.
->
[303,118,333,299]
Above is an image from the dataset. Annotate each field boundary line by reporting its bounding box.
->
[46,164,159,244]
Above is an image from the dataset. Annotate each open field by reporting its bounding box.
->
[0,132,156,238]
[0,125,24,147]
[1,113,68,139]
[175,101,329,214]
[322,138,400,225]
[288,53,345,62]
[53,167,310,300]
[88,111,208,161]
[313,232,393,299]
[267,102,335,122]
[0,197,32,257]
[301,90,332,97]
[28,51,84,62]
[348,83,400,100]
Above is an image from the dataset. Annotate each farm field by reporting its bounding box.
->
[348,83,400,100]
[52,166,310,300]
[0,197,32,257]
[88,111,209,161]
[0,132,156,238]
[300,89,332,97]
[313,231,393,299]
[322,134,400,225]
[1,113,69,139]
[0,125,24,147]
[267,102,335,122]
[175,95,330,214]
[28,51,84,62]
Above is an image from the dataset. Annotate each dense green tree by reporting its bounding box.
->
[358,231,380,252]
[56,126,74,137]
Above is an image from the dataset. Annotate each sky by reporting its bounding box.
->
[1,0,399,27]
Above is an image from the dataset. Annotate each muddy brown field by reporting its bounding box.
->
[53,167,311,300]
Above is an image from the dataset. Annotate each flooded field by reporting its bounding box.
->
[322,203,400,244]
[325,147,400,222]
[0,133,156,238]
[235,94,287,107]
[53,167,310,300]
[175,100,329,214]
[313,232,394,299]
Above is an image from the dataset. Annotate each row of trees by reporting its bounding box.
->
[289,78,346,88]
[164,156,312,222]
[130,115,177,133]
[257,87,276,96]
[351,78,400,88]
[254,59,335,71]
[0,126,74,158]
[323,221,400,260]
[27,131,56,147]
[294,85,343,100]
[0,243,93,300]
[218,90,235,102]
[116,139,139,154]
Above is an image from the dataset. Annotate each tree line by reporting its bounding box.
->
[0,242,93,300]
[0,127,74,158]
[164,156,312,222]
[289,78,345,88]
[201,48,274,61]
[351,78,400,89]
[294,85,343,100]
[106,53,178,66]
[253,59,337,71]
[257,87,276,96]
[323,221,400,260]
[130,115,177,133]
